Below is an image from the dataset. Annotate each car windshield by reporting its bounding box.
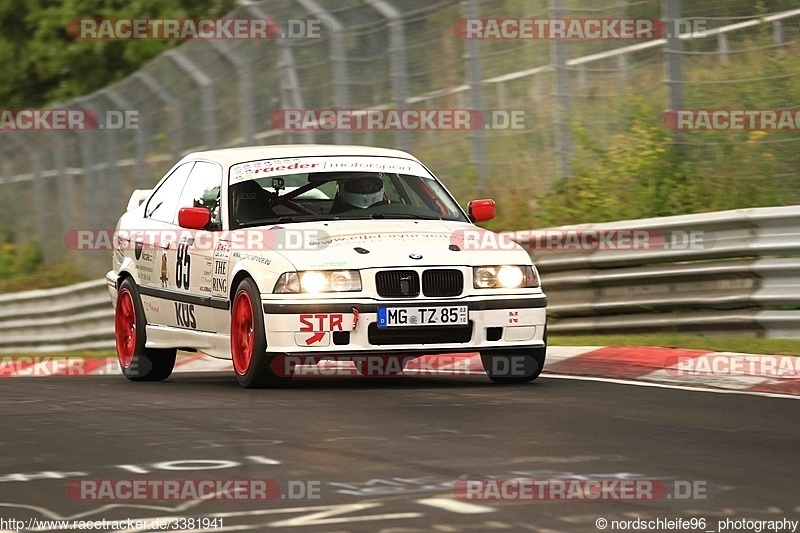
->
[228,157,468,229]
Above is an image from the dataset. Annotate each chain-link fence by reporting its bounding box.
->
[1,0,799,278]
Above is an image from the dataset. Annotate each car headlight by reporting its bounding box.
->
[473,265,540,289]
[274,270,362,294]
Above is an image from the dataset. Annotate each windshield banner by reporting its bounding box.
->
[230,156,430,183]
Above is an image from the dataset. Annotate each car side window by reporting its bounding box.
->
[145,163,195,223]
[176,161,223,229]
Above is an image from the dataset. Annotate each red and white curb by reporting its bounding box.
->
[1,346,798,396]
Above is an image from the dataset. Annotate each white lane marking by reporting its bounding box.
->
[416,498,495,514]
[541,373,800,400]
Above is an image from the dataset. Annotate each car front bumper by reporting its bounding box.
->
[260,295,546,355]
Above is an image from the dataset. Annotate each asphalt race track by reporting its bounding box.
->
[1,372,799,532]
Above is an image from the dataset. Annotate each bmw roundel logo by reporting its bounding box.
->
[409,253,423,260]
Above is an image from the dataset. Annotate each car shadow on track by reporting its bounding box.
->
[157,372,549,391]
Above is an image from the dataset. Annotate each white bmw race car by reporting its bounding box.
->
[106,145,547,388]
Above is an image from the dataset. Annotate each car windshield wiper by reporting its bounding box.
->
[236,215,336,229]
[362,213,443,220]
[277,215,338,223]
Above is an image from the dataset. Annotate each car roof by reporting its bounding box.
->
[180,144,421,168]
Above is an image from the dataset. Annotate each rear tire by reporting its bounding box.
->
[115,278,176,381]
[231,278,293,388]
[480,343,546,385]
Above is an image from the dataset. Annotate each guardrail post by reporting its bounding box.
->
[295,0,351,144]
[134,72,182,160]
[209,40,255,146]
[165,49,217,149]
[365,0,410,151]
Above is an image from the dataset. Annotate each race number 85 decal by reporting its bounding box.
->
[176,242,191,289]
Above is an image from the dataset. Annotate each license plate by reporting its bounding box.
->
[377,306,468,327]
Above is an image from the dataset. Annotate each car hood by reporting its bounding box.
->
[233,219,531,271]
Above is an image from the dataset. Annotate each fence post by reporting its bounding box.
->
[245,3,314,144]
[165,49,217,149]
[134,72,182,160]
[104,88,148,189]
[718,33,729,63]
[549,0,572,182]
[462,0,487,188]
[772,20,784,47]
[46,110,77,254]
[4,134,46,248]
[209,40,255,146]
[295,0,351,145]
[662,0,684,113]
[365,0,409,151]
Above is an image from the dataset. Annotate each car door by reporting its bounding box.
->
[138,162,194,326]
[169,160,224,334]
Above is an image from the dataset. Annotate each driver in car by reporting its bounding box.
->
[330,174,386,213]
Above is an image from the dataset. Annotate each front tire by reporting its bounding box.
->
[231,278,292,388]
[480,344,546,384]
[115,278,176,381]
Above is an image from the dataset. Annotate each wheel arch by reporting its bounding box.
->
[229,269,255,303]
[116,269,134,290]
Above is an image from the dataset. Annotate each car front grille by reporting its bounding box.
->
[422,269,463,297]
[375,269,464,298]
[368,322,474,345]
[375,270,420,298]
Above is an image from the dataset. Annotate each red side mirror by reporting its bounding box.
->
[468,199,495,222]
[178,207,211,230]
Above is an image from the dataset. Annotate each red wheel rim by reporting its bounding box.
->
[232,291,254,376]
[115,288,136,368]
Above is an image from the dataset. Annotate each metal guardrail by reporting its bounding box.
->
[0,279,114,353]
[1,204,798,353]
[517,205,800,337]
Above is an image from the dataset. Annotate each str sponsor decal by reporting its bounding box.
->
[299,313,344,332]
